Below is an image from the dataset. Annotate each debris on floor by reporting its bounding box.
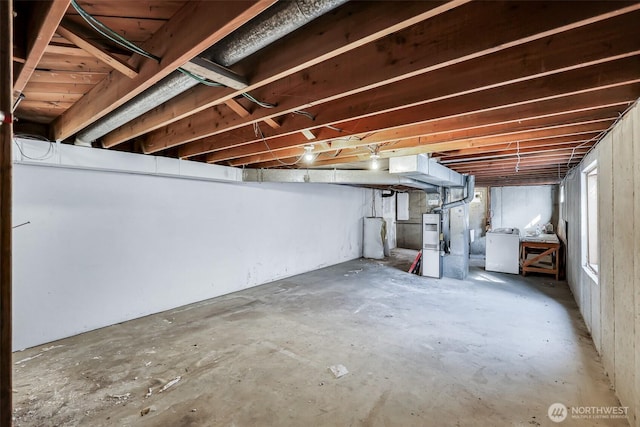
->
[159,376,182,392]
[140,406,156,416]
[328,364,349,379]
[145,387,153,398]
[107,393,131,400]
[14,353,43,365]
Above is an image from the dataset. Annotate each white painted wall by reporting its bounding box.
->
[382,192,397,250]
[12,145,371,351]
[562,100,639,427]
[490,185,558,236]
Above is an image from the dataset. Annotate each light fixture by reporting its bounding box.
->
[370,153,380,169]
[304,145,314,162]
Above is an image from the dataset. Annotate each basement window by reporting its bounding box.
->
[581,161,598,282]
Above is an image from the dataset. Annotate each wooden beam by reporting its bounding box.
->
[204,62,640,163]
[447,152,590,169]
[263,117,281,129]
[224,99,250,118]
[52,0,276,141]
[184,9,640,160]
[0,0,13,424]
[13,0,71,99]
[28,70,106,85]
[435,136,598,159]
[145,1,640,154]
[225,102,623,166]
[440,145,595,162]
[476,177,562,186]
[101,0,467,148]
[56,21,138,78]
[229,107,621,167]
[248,115,615,169]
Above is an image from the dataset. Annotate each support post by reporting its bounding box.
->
[0,0,14,424]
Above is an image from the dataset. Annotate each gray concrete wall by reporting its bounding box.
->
[562,100,639,427]
[382,192,397,250]
[490,185,558,236]
[396,191,427,249]
[469,187,488,255]
[443,204,469,280]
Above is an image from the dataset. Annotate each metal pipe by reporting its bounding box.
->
[435,175,475,212]
[74,0,347,146]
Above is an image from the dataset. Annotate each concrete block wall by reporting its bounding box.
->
[562,100,639,427]
[490,185,558,236]
[396,191,427,249]
[12,147,372,351]
[469,187,487,255]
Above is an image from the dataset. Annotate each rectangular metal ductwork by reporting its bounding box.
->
[389,154,464,187]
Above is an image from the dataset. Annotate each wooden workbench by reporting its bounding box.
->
[520,234,562,280]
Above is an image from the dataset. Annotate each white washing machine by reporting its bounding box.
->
[485,228,520,274]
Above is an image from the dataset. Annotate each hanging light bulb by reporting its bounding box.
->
[303,145,314,162]
[370,153,380,169]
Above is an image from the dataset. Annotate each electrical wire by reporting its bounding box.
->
[242,92,276,109]
[563,99,637,179]
[72,0,277,111]
[176,68,224,87]
[292,110,315,120]
[253,122,304,167]
[515,140,521,173]
[566,103,634,167]
[13,135,56,161]
[71,0,160,61]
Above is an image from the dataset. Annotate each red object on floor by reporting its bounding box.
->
[409,250,422,274]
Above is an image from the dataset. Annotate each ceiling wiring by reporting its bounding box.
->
[242,92,276,109]
[13,135,56,161]
[72,0,276,110]
[566,101,636,168]
[253,122,305,167]
[292,110,315,120]
[71,0,160,61]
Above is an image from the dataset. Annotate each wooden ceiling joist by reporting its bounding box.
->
[176,12,640,159]
[10,0,640,185]
[226,102,625,167]
[55,21,138,78]
[51,0,277,141]
[142,1,640,155]
[100,0,469,149]
[248,117,614,169]
[13,0,71,99]
[204,64,639,164]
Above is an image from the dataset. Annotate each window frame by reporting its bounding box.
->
[581,160,599,283]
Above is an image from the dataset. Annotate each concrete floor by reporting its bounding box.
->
[12,249,627,427]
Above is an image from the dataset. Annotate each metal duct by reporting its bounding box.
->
[389,154,465,187]
[243,168,439,191]
[75,0,347,146]
[435,175,475,212]
[74,72,197,146]
[207,0,345,66]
